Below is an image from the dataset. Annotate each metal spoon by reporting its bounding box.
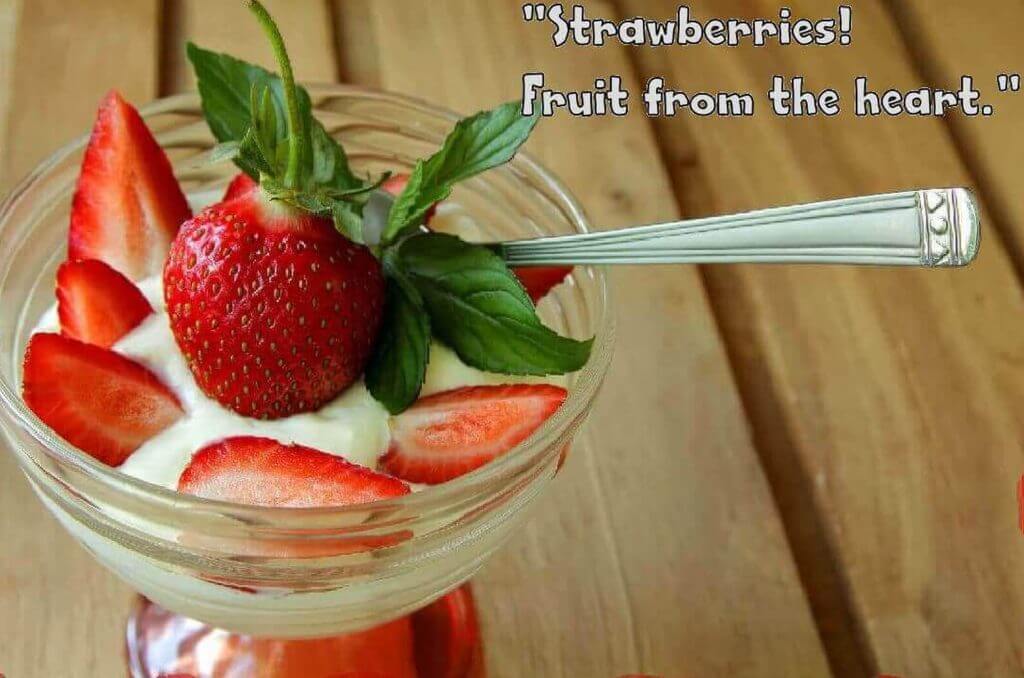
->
[495,188,979,267]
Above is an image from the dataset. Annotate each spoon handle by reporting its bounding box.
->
[497,188,980,267]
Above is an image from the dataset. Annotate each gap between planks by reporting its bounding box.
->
[882,0,1024,286]
[605,1,875,675]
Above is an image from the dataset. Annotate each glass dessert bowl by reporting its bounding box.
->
[0,86,613,642]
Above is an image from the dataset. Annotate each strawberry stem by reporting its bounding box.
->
[247,0,302,190]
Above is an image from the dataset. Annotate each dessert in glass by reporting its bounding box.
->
[0,3,611,676]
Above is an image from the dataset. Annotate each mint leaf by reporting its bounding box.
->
[187,42,361,190]
[383,101,539,243]
[365,275,431,414]
[396,232,591,375]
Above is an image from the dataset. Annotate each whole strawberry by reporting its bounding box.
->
[164,192,383,418]
[165,1,387,419]
[181,1,591,419]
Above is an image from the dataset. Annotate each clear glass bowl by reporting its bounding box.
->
[0,86,613,638]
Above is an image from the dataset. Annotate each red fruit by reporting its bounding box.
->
[57,258,152,347]
[511,265,573,303]
[163,189,385,419]
[382,172,436,224]
[412,584,483,678]
[178,436,409,507]
[22,333,183,466]
[69,90,191,280]
[382,384,568,484]
[222,172,257,201]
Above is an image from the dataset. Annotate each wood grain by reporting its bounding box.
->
[161,0,338,95]
[0,2,159,675]
[626,0,1024,675]
[0,0,20,183]
[887,1,1024,270]
[0,0,159,193]
[332,1,830,676]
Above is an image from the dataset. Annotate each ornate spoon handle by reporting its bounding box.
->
[497,188,979,267]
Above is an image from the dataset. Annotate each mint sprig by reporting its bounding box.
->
[401,233,592,373]
[383,102,539,245]
[365,233,592,410]
[190,1,592,414]
[365,272,431,414]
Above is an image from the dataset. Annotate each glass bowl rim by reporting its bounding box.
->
[0,84,615,521]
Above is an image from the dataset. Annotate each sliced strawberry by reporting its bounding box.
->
[412,584,483,678]
[69,90,191,280]
[22,333,183,466]
[512,265,573,304]
[57,258,152,347]
[222,172,257,201]
[382,172,436,224]
[382,384,567,485]
[178,436,410,507]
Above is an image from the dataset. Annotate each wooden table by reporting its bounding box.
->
[1,1,1022,676]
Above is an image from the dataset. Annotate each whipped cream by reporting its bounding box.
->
[32,205,561,491]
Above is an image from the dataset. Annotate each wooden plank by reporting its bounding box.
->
[0,2,160,675]
[625,0,1024,675]
[162,0,337,95]
[0,0,158,192]
[888,1,1024,269]
[0,0,20,187]
[333,2,831,676]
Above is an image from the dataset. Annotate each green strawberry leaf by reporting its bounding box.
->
[262,171,390,244]
[186,41,361,191]
[365,273,431,414]
[383,101,539,244]
[395,232,591,375]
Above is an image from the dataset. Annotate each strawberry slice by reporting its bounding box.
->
[222,172,257,201]
[22,333,184,466]
[382,384,568,485]
[178,436,410,507]
[69,90,191,280]
[57,259,152,347]
[512,265,573,304]
[412,584,483,678]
